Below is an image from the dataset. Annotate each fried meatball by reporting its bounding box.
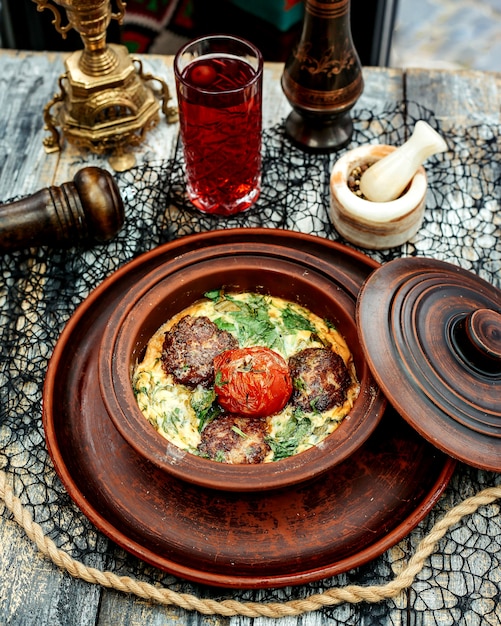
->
[288,347,351,412]
[198,414,270,464]
[161,315,238,388]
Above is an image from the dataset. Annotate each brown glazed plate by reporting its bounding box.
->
[42,229,456,589]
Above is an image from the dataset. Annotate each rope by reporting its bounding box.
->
[0,468,499,618]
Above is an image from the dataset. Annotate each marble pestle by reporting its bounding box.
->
[359,120,447,203]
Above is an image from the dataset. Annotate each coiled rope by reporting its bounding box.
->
[0,469,499,618]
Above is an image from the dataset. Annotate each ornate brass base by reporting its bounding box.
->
[43,44,177,171]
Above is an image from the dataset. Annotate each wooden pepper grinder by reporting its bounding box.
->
[0,167,125,251]
[281,0,364,152]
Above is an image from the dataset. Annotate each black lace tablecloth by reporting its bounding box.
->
[1,101,500,624]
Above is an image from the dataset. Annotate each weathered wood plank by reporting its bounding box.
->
[0,511,101,626]
[0,51,63,197]
[358,66,404,112]
[405,68,501,127]
[96,591,234,626]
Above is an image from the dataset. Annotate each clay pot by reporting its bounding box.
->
[329,144,427,249]
[97,241,386,492]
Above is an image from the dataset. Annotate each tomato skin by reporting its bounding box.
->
[213,347,293,418]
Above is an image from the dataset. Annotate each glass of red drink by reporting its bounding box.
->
[174,35,263,215]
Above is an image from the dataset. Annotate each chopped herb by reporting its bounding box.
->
[325,318,338,331]
[309,397,320,413]
[214,370,228,386]
[293,377,306,392]
[212,317,236,333]
[281,304,317,333]
[221,293,284,349]
[191,387,222,431]
[266,411,313,461]
[214,450,227,463]
[159,407,183,433]
[231,425,248,438]
[204,289,223,302]
[309,333,330,348]
[133,385,149,398]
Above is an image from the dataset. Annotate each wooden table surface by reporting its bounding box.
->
[0,50,500,626]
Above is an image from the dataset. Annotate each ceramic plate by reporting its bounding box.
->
[42,229,455,589]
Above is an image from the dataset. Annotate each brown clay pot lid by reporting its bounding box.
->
[357,256,501,472]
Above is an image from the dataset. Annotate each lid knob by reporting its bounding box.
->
[450,308,501,376]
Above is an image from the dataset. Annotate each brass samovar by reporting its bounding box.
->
[33,0,177,170]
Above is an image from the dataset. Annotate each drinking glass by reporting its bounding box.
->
[174,35,263,215]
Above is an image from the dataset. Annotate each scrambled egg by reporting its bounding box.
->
[133,291,359,461]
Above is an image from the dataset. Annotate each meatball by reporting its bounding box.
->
[198,414,270,464]
[288,347,351,412]
[161,315,238,387]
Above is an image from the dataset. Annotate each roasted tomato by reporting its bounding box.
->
[213,346,293,418]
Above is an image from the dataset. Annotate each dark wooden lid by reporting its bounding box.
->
[357,257,501,472]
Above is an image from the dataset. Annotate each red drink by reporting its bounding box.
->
[175,37,263,215]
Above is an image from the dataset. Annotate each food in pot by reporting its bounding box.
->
[161,315,238,387]
[289,347,351,412]
[198,413,271,464]
[213,346,293,418]
[133,291,359,463]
